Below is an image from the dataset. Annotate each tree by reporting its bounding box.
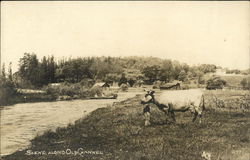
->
[89,58,108,80]
[199,64,216,74]
[172,61,182,79]
[40,56,49,85]
[48,56,56,83]
[61,62,75,82]
[0,68,16,105]
[18,53,41,87]
[118,73,128,86]
[240,78,250,89]
[142,65,160,83]
[196,71,205,84]
[128,78,135,87]
[181,63,190,73]
[178,70,187,82]
[8,62,13,81]
[158,70,169,83]
[161,60,174,82]
[1,63,6,79]
[105,73,120,84]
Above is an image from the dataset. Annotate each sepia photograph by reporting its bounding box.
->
[0,1,249,160]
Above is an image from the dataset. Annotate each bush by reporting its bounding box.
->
[45,86,59,99]
[240,78,250,90]
[206,77,226,90]
[45,83,91,99]
[0,77,17,105]
[79,78,95,88]
[79,87,90,98]
[59,84,81,96]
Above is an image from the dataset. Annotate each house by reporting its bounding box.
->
[92,82,110,88]
[160,80,182,90]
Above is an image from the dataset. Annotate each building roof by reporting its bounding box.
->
[93,82,110,87]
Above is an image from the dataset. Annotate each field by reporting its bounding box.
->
[3,89,250,160]
[204,74,249,89]
[220,75,249,85]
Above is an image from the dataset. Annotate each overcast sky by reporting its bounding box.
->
[1,1,249,72]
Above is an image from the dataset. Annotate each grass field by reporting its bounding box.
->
[220,75,249,86]
[3,89,250,160]
[203,74,249,89]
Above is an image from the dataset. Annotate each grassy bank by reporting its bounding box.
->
[3,90,250,160]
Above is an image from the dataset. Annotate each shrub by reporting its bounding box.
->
[240,78,250,90]
[45,83,80,97]
[79,78,95,88]
[59,84,80,96]
[0,77,17,105]
[206,77,226,90]
[45,82,118,99]
[45,86,59,99]
[79,87,90,98]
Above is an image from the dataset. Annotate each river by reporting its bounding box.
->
[0,89,143,156]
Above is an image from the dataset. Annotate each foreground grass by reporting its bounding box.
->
[3,90,250,160]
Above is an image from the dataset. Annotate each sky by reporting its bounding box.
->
[1,1,249,72]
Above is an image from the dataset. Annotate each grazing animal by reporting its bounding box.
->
[141,89,205,125]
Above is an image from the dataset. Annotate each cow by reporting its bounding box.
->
[141,89,205,126]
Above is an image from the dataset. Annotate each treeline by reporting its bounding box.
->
[13,53,220,87]
[141,62,217,84]
[226,69,249,75]
[18,53,56,87]
[16,53,125,87]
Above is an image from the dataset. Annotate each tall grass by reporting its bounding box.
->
[204,89,250,113]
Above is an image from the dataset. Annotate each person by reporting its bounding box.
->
[143,105,151,126]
